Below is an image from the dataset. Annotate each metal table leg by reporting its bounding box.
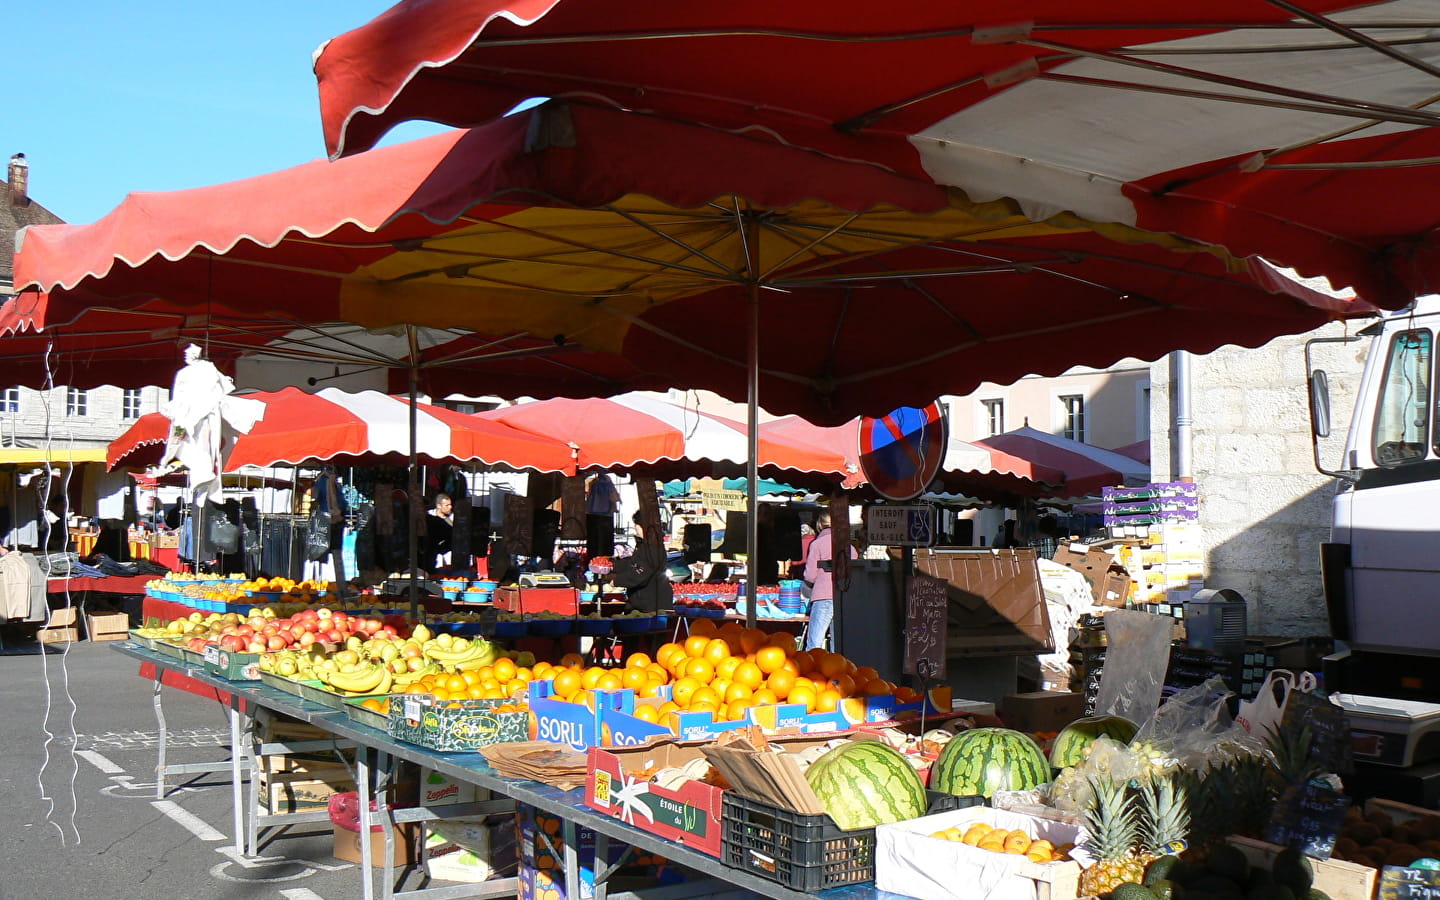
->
[152,678,168,799]
[229,705,245,857]
[358,745,376,900]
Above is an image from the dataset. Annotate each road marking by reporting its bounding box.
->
[280,890,326,899]
[76,750,125,773]
[151,799,226,841]
[215,846,350,872]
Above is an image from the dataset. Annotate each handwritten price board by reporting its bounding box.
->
[1281,690,1354,775]
[903,573,947,680]
[1380,865,1440,900]
[1264,782,1350,859]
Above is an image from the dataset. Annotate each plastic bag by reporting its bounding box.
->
[207,516,240,554]
[1236,669,1317,735]
[1135,677,1266,771]
[1092,609,1175,726]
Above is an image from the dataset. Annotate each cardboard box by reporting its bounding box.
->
[258,750,354,776]
[151,532,180,549]
[86,611,130,641]
[517,802,677,900]
[332,822,419,867]
[419,767,480,808]
[492,585,579,615]
[1002,691,1086,734]
[39,627,79,644]
[905,548,1053,658]
[1226,835,1373,900]
[876,807,1087,900]
[255,709,336,743]
[586,742,728,856]
[258,769,354,815]
[1054,543,1133,607]
[46,606,78,627]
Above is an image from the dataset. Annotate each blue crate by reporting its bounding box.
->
[527,619,572,637]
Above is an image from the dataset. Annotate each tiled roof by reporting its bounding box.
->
[0,180,64,289]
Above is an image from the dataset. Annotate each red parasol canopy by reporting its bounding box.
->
[314,0,1440,307]
[977,425,1151,499]
[11,103,1368,425]
[107,387,577,473]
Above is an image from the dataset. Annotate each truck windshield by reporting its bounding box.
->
[1373,329,1431,466]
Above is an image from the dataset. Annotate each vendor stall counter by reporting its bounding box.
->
[114,641,913,900]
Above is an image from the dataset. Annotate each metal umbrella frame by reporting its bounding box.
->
[11,103,1370,625]
[315,0,1440,308]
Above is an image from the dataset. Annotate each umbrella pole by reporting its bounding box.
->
[407,330,421,621]
[744,230,760,631]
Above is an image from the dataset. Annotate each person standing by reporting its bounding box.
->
[802,510,857,651]
[611,512,673,613]
[424,493,454,571]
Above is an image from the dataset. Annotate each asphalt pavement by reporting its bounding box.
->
[0,639,375,900]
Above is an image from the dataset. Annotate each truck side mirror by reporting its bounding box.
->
[1309,369,1332,438]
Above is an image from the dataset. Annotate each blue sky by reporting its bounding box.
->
[11,2,449,225]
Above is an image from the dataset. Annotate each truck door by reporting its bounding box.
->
[1341,325,1440,656]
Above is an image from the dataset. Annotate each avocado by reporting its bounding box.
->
[1272,847,1314,896]
[1245,885,1295,900]
[1305,891,1330,900]
[1150,878,1187,900]
[1208,844,1251,883]
[1145,855,1183,886]
[1188,875,1244,897]
[1168,859,1201,886]
[1112,883,1159,900]
[1247,865,1274,890]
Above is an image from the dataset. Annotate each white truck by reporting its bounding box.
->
[1309,296,1440,700]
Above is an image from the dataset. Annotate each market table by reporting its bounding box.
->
[114,642,913,900]
[48,574,154,595]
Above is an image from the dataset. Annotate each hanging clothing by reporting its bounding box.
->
[586,474,621,515]
[1,550,47,622]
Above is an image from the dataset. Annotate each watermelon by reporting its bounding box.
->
[930,727,1050,798]
[805,740,927,830]
[1049,715,1139,768]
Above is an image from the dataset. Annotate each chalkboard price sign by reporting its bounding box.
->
[1282,690,1354,775]
[1263,782,1350,859]
[1380,865,1440,900]
[903,573,948,680]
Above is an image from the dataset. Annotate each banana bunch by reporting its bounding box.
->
[394,663,441,686]
[424,635,500,672]
[318,661,394,695]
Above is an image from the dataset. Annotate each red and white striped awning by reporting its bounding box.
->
[473,393,850,481]
[108,387,576,473]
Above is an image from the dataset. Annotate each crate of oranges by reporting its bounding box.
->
[388,693,529,751]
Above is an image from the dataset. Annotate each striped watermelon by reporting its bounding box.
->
[930,727,1050,798]
[805,740,927,831]
[1049,714,1138,768]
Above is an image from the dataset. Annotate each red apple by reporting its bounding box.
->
[246,640,267,653]
[220,635,245,652]
[266,635,287,651]
[298,631,317,648]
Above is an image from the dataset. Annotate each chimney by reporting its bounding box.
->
[9,153,29,207]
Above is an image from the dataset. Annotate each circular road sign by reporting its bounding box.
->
[858,403,948,501]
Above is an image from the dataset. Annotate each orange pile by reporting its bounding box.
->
[400,656,533,704]
[541,618,922,734]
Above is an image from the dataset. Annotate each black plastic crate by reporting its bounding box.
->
[924,791,986,814]
[721,792,876,892]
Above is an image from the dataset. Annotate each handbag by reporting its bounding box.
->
[207,516,241,555]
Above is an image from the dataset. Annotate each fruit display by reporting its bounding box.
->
[259,622,506,697]
[804,739,928,830]
[930,727,1051,799]
[1332,803,1440,870]
[1104,844,1333,900]
[538,617,926,733]
[926,821,1072,864]
[1050,715,1139,768]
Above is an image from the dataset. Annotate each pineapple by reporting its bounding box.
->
[1078,775,1145,896]
[1138,775,1191,859]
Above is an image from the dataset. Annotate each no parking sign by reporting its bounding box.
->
[857,402,948,501]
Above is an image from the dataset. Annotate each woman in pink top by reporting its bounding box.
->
[802,510,857,651]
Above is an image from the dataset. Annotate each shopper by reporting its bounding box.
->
[611,512,673,614]
[424,493,454,571]
[802,510,857,651]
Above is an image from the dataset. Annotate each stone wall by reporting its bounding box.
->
[0,384,167,448]
[1149,322,1368,635]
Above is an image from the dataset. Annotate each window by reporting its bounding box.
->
[122,388,143,419]
[0,388,17,414]
[980,399,1005,437]
[66,387,87,417]
[1060,394,1086,442]
[1372,329,1430,466]
[1138,384,1151,440]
